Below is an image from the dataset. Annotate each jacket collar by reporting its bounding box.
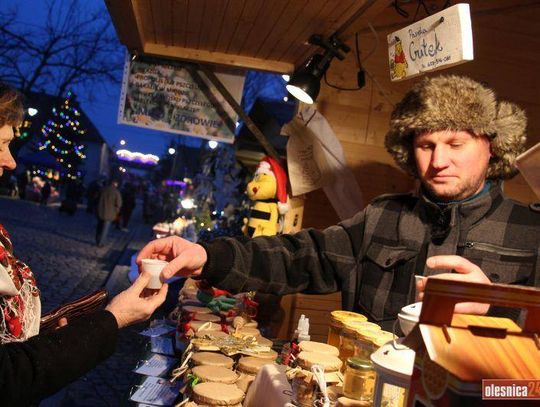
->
[418,181,504,240]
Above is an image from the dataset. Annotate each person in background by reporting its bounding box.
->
[8,174,18,197]
[60,179,84,215]
[16,170,28,200]
[138,75,539,330]
[0,82,168,405]
[119,182,137,231]
[39,179,51,206]
[86,177,103,214]
[95,179,122,247]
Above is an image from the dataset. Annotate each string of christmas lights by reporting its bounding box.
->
[38,92,87,178]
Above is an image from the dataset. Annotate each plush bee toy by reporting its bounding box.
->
[246,156,289,237]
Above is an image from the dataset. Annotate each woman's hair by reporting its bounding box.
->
[0,83,24,127]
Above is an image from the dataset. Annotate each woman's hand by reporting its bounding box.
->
[105,272,168,329]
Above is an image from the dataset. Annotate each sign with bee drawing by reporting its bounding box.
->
[387,3,473,81]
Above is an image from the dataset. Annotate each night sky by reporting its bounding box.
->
[5,0,204,156]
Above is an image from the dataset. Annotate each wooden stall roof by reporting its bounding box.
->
[105,0,390,73]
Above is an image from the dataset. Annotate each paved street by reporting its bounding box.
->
[0,196,172,406]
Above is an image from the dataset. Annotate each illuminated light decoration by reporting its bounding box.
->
[16,119,33,140]
[208,140,218,149]
[116,149,159,165]
[181,198,195,209]
[28,107,38,116]
[165,180,187,187]
[38,91,87,180]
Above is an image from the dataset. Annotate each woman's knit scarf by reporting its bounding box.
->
[0,224,40,343]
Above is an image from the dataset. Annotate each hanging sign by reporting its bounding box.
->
[118,55,245,143]
[387,3,473,81]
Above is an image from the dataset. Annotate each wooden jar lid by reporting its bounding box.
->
[236,356,273,375]
[192,365,238,384]
[192,352,234,368]
[297,351,343,372]
[193,313,221,323]
[243,349,278,360]
[192,382,244,406]
[256,336,273,347]
[182,305,213,314]
[181,286,199,300]
[299,341,339,356]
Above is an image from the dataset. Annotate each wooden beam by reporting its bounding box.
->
[144,43,294,74]
[334,0,394,40]
[198,65,285,168]
[104,0,144,51]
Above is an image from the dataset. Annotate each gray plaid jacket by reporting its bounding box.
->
[201,182,539,328]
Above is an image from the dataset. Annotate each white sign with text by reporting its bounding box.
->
[388,3,473,81]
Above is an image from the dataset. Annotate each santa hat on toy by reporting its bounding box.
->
[256,156,289,214]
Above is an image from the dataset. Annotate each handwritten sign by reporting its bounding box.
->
[387,3,473,81]
[118,55,245,143]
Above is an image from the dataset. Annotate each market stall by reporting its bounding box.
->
[105,1,540,406]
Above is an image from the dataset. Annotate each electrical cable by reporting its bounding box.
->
[322,32,365,91]
[393,0,410,18]
[323,72,362,91]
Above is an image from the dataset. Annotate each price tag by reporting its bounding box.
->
[151,336,175,356]
[139,324,175,338]
[134,354,177,377]
[130,376,181,406]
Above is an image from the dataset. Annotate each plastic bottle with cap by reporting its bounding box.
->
[295,314,311,342]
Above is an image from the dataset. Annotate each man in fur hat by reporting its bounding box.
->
[137,75,538,329]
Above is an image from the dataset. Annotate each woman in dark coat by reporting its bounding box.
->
[0,83,168,405]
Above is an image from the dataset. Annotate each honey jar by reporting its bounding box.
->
[327,311,367,348]
[342,357,376,402]
[354,327,381,360]
[371,330,396,350]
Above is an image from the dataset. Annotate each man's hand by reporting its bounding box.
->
[105,272,168,328]
[416,255,491,315]
[136,236,208,280]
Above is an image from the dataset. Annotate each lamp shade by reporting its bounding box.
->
[286,53,331,104]
[286,72,320,104]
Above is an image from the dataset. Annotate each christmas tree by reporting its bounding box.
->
[192,143,249,241]
[38,91,86,180]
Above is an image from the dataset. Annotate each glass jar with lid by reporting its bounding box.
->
[371,330,396,350]
[338,323,358,369]
[343,357,376,402]
[354,327,381,360]
[327,310,367,349]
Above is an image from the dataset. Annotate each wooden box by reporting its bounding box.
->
[404,279,540,406]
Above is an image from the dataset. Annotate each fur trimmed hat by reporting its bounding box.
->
[384,75,527,180]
